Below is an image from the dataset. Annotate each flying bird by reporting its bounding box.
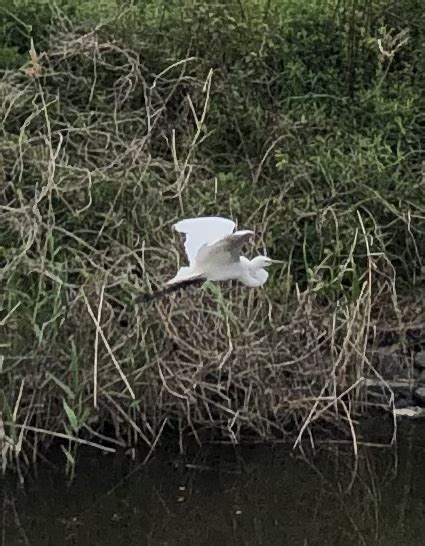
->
[137,216,282,302]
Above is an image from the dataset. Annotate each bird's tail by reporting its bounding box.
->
[136,277,205,304]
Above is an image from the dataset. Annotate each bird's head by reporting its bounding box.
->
[250,256,284,269]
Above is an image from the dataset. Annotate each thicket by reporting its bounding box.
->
[1,0,424,472]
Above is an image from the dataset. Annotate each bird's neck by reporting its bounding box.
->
[240,257,268,287]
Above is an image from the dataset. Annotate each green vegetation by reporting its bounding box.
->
[1,0,424,472]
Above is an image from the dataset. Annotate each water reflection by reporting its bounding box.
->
[4,422,425,545]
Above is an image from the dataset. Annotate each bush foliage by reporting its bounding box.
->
[1,0,424,470]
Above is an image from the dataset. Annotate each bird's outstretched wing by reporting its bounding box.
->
[196,230,254,267]
[173,217,236,265]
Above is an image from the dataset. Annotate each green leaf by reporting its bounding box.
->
[60,445,75,466]
[63,399,79,433]
[47,372,75,400]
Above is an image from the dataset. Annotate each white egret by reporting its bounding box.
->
[137,216,282,302]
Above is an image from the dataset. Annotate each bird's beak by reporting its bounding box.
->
[270,259,285,264]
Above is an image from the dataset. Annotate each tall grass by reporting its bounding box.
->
[1,0,424,473]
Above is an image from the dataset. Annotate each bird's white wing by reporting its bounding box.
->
[173,217,236,265]
[196,230,254,267]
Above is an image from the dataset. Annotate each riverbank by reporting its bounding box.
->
[1,0,424,472]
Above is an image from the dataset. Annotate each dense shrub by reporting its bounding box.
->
[1,0,424,470]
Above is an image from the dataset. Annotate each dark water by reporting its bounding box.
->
[3,421,425,546]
